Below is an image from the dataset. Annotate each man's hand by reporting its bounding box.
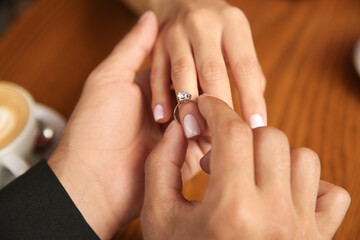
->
[47,11,204,240]
[47,11,159,239]
[141,95,350,240]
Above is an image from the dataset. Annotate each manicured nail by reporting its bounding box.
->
[154,104,164,121]
[183,114,200,138]
[138,11,151,23]
[249,114,266,129]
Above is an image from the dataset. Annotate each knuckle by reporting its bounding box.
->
[223,7,248,23]
[221,117,252,141]
[291,147,321,172]
[232,199,253,223]
[331,185,351,208]
[210,202,255,235]
[232,210,254,231]
[233,57,260,79]
[165,23,183,41]
[255,127,289,147]
[88,67,102,80]
[199,61,226,83]
[185,8,217,27]
[171,59,193,80]
[292,147,319,160]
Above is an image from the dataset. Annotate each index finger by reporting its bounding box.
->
[198,95,254,186]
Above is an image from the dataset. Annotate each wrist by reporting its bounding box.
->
[148,0,178,24]
[48,150,121,240]
[149,0,227,25]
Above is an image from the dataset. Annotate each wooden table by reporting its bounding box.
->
[0,0,359,239]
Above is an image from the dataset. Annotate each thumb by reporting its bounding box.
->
[89,11,158,83]
[144,121,188,206]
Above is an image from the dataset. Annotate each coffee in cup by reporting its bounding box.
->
[0,82,30,149]
[0,81,38,188]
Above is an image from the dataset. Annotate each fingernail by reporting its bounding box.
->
[154,104,164,121]
[138,11,151,23]
[184,114,200,138]
[249,114,266,129]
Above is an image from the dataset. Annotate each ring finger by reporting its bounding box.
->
[166,26,204,139]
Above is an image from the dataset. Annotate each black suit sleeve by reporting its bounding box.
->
[0,160,100,240]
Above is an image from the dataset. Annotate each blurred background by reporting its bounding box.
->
[0,0,359,239]
[0,0,33,35]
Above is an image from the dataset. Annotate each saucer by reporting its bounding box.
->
[354,38,360,78]
[27,104,67,166]
[0,104,66,189]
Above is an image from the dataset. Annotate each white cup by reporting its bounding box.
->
[0,82,38,188]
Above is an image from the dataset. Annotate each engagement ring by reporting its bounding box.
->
[173,91,198,122]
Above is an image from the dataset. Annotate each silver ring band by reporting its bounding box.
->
[173,91,198,122]
[173,100,198,122]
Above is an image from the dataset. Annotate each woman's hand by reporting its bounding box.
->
[149,0,267,138]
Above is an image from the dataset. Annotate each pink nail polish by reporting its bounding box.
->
[249,114,266,129]
[184,114,200,138]
[154,104,164,121]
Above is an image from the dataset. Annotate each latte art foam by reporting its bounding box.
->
[0,107,16,141]
[0,82,30,149]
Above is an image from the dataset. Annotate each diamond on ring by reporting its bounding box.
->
[177,91,191,103]
[173,91,198,122]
